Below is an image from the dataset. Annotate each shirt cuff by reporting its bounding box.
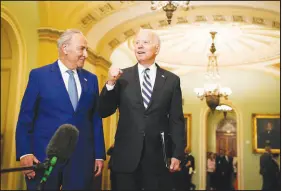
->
[20,154,33,160]
[106,83,115,91]
[95,159,104,161]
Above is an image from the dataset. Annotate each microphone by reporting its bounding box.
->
[38,124,79,190]
[0,160,50,173]
[46,124,79,162]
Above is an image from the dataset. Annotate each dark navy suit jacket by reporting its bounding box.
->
[15,60,105,188]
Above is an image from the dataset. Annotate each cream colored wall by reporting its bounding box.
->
[1,1,40,190]
[233,101,280,190]
[183,97,280,190]
[37,40,58,66]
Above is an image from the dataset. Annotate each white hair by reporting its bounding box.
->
[137,28,161,47]
[57,29,83,49]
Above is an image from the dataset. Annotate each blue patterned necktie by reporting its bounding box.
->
[66,70,78,110]
[142,68,152,109]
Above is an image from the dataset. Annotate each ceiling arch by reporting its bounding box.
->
[85,1,280,59]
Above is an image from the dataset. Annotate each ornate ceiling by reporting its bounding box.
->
[80,1,280,103]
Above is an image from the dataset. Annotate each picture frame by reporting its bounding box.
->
[184,114,192,152]
[252,114,280,154]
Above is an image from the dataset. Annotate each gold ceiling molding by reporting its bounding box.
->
[177,17,188,24]
[140,23,153,29]
[79,2,136,30]
[38,27,63,41]
[108,38,120,49]
[37,28,111,69]
[269,63,280,70]
[87,49,111,70]
[105,14,280,52]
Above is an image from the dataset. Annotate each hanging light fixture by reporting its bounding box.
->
[194,31,232,112]
[216,105,233,119]
[151,1,190,24]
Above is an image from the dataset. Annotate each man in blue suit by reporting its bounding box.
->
[15,29,106,190]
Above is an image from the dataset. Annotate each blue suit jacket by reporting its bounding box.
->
[16,61,106,164]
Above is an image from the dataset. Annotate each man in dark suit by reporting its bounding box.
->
[260,146,280,190]
[175,150,195,190]
[16,29,106,190]
[215,149,231,191]
[98,29,185,190]
[185,152,196,190]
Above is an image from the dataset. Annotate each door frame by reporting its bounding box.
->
[1,5,27,190]
[198,101,244,190]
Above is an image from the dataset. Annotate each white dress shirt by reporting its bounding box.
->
[106,63,157,94]
[58,59,82,99]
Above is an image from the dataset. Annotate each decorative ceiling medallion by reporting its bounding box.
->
[233,15,244,22]
[109,39,120,49]
[81,14,97,27]
[253,17,265,25]
[213,15,225,22]
[124,29,135,38]
[140,23,153,29]
[177,17,188,24]
[195,15,207,22]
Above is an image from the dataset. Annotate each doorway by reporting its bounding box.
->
[206,108,238,190]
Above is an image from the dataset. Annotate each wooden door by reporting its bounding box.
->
[216,132,237,156]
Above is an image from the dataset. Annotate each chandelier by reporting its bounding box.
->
[216,105,233,119]
[194,31,232,112]
[151,1,190,24]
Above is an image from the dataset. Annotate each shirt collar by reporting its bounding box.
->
[138,63,157,74]
[57,59,78,75]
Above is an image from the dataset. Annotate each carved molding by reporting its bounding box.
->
[105,14,280,51]
[37,28,111,68]
[87,49,111,69]
[38,27,63,41]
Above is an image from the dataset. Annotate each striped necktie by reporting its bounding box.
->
[142,68,152,109]
[66,70,78,110]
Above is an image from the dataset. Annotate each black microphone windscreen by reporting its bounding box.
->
[46,124,79,162]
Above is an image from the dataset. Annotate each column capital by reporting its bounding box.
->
[37,27,111,69]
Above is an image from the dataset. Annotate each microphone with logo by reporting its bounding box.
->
[37,124,79,190]
[0,124,79,176]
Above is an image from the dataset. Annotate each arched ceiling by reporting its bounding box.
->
[85,1,280,55]
[39,1,280,103]
[83,1,280,76]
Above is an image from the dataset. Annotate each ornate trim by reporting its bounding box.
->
[87,49,111,69]
[38,27,63,41]
[37,27,111,69]
[1,5,28,190]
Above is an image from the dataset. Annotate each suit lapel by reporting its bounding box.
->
[76,68,88,111]
[50,61,74,112]
[145,64,166,112]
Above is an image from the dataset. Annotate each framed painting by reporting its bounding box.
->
[184,114,192,152]
[252,114,280,154]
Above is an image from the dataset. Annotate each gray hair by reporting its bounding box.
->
[137,28,161,47]
[57,29,83,49]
